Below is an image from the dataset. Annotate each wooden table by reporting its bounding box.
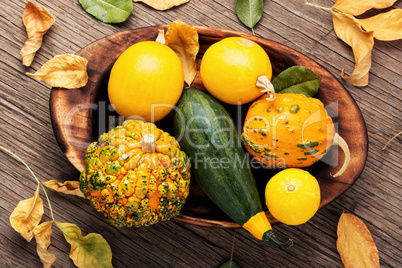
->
[1,1,401,267]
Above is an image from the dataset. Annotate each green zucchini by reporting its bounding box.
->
[173,88,292,248]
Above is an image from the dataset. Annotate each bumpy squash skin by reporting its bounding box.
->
[80,120,191,228]
[242,93,335,168]
[173,88,262,226]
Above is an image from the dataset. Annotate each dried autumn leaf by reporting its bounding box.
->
[43,180,85,198]
[10,184,44,242]
[26,54,89,89]
[358,9,402,41]
[332,11,374,86]
[165,20,199,86]
[21,230,34,242]
[133,0,190,10]
[33,221,53,248]
[36,236,57,268]
[332,0,397,16]
[337,213,380,268]
[55,222,113,268]
[20,1,55,67]
[34,222,56,268]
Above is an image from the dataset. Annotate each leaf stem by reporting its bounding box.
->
[382,131,401,151]
[230,230,236,264]
[0,146,55,221]
[305,1,332,11]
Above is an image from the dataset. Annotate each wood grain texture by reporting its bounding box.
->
[50,26,368,228]
[1,0,401,267]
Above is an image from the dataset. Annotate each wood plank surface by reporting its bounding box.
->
[1,0,401,267]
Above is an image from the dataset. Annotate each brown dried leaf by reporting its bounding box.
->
[332,0,397,16]
[133,0,190,10]
[20,1,55,67]
[165,20,199,86]
[332,11,374,86]
[337,213,380,268]
[35,236,57,268]
[358,9,402,41]
[26,54,88,89]
[10,184,44,241]
[43,180,85,198]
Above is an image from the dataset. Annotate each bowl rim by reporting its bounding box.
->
[50,25,368,228]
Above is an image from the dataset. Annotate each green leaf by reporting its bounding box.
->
[55,222,113,268]
[219,260,241,268]
[235,0,263,29]
[272,66,322,97]
[79,0,133,23]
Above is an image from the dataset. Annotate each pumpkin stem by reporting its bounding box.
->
[156,29,166,44]
[256,75,276,101]
[263,230,293,248]
[332,133,350,177]
[141,134,156,153]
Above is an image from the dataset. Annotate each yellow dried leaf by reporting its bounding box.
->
[337,213,380,268]
[358,9,402,41]
[43,180,85,198]
[10,184,44,241]
[332,11,374,86]
[133,0,190,10]
[165,20,199,86]
[26,54,88,89]
[333,0,397,16]
[35,236,57,268]
[20,1,55,67]
[33,221,53,248]
[21,231,34,242]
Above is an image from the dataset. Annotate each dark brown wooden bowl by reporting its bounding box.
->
[50,25,368,228]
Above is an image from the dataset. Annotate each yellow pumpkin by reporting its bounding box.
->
[108,41,184,122]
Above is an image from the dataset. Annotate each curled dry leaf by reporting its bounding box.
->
[133,0,190,10]
[337,213,380,268]
[33,221,53,248]
[36,236,57,268]
[10,184,44,242]
[332,0,397,16]
[43,180,85,198]
[165,20,199,86]
[26,54,88,89]
[358,9,402,41]
[56,222,113,268]
[34,221,56,268]
[20,1,55,67]
[332,11,374,86]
